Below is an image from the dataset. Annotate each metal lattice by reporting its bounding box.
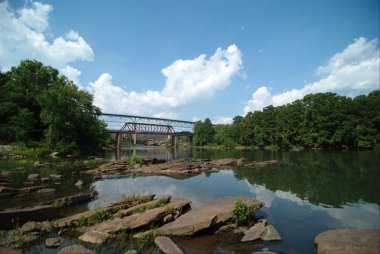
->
[100,113,194,133]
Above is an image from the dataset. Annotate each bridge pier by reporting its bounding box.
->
[132,133,137,145]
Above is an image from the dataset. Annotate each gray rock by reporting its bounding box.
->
[315,229,380,254]
[75,179,84,187]
[49,174,62,180]
[163,214,174,223]
[124,250,138,254]
[45,237,64,248]
[241,219,267,242]
[154,236,184,254]
[261,225,281,241]
[58,244,94,254]
[158,196,263,237]
[21,221,39,233]
[79,230,109,244]
[27,174,39,181]
[37,188,55,194]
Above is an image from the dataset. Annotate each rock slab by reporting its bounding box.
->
[315,229,380,254]
[158,196,263,236]
[241,219,267,242]
[154,236,184,254]
[261,225,282,241]
[57,244,94,254]
[79,230,110,244]
[45,237,64,248]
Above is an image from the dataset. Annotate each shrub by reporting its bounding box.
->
[232,199,258,226]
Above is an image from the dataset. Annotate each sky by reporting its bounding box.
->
[0,0,379,123]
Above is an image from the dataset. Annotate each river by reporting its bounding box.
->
[89,146,380,253]
[1,147,379,253]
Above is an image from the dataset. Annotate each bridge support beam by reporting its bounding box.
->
[116,133,122,148]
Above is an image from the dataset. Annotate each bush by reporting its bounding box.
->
[232,199,258,226]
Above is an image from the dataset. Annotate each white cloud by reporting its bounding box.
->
[153,112,179,119]
[61,65,81,86]
[192,116,200,122]
[214,116,233,125]
[0,1,93,84]
[90,45,243,116]
[244,37,379,114]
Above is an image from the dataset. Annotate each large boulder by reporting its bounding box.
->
[315,229,380,254]
[154,236,184,254]
[158,196,263,236]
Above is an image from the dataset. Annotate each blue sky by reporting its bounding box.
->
[1,0,379,123]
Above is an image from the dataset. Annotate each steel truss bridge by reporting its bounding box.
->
[100,113,195,147]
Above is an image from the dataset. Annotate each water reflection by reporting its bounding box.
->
[96,147,380,254]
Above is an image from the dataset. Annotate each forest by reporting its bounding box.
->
[0,60,109,153]
[193,91,380,150]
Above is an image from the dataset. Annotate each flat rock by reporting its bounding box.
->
[27,174,39,181]
[0,205,57,230]
[37,188,55,194]
[158,196,263,236]
[261,225,281,241]
[84,197,190,234]
[45,237,64,248]
[58,244,94,254]
[79,230,110,244]
[0,247,22,254]
[124,251,138,254]
[154,236,184,254]
[315,229,380,254]
[241,219,267,242]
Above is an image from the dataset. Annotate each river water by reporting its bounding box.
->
[89,146,379,254]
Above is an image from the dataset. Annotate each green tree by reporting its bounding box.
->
[193,118,215,146]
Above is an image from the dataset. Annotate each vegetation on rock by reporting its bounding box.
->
[232,198,258,226]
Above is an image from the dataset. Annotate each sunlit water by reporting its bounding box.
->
[85,147,380,253]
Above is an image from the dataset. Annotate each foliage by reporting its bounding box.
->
[232,199,258,226]
[128,156,145,167]
[132,198,167,214]
[0,60,110,153]
[193,118,215,146]
[192,91,380,150]
[74,209,113,227]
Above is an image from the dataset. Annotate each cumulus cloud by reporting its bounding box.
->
[244,37,379,114]
[61,65,82,86]
[0,1,93,85]
[90,45,243,116]
[214,116,233,124]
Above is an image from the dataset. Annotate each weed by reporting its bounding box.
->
[132,198,167,214]
[128,156,145,167]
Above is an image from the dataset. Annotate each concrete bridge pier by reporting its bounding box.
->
[132,133,137,145]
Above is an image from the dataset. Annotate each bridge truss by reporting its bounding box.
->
[100,113,194,133]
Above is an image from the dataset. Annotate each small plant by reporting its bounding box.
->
[132,198,167,214]
[74,215,88,227]
[128,156,145,167]
[52,199,66,208]
[73,209,113,227]
[232,199,258,226]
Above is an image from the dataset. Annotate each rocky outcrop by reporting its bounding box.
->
[54,194,157,228]
[82,197,190,234]
[0,205,57,230]
[157,196,263,236]
[154,236,184,254]
[315,229,380,254]
[261,225,281,241]
[58,244,94,254]
[0,247,22,254]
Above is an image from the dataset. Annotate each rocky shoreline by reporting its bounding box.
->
[1,158,379,254]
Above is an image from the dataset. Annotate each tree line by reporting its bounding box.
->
[193,91,380,150]
[0,60,110,153]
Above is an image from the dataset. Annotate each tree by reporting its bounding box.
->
[0,60,110,152]
[193,118,215,146]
